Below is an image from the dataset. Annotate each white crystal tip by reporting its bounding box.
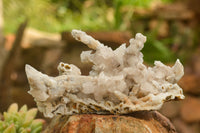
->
[25,64,40,78]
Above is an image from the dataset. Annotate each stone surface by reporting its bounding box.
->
[180,96,200,122]
[179,74,200,94]
[173,118,199,133]
[159,101,181,119]
[25,30,184,118]
[43,111,176,133]
[22,28,62,48]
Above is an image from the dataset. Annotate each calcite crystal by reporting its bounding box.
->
[25,30,184,118]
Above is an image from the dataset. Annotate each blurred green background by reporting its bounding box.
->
[3,0,172,33]
[2,0,199,64]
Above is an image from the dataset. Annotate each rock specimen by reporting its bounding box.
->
[43,111,177,133]
[25,30,184,118]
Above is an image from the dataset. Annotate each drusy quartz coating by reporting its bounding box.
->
[25,30,184,118]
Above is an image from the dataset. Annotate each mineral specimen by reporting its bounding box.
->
[25,30,184,118]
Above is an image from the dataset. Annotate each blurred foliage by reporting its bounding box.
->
[3,0,173,33]
[142,31,176,64]
[0,103,44,133]
[3,0,58,33]
[5,0,197,64]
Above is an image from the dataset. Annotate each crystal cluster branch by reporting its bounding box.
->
[25,30,184,118]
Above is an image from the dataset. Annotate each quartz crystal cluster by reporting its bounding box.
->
[25,30,184,118]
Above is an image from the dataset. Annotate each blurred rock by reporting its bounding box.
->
[0,87,35,112]
[149,19,169,38]
[187,48,200,75]
[41,48,62,76]
[62,31,132,49]
[43,111,176,133]
[179,74,200,94]
[22,28,63,48]
[134,2,194,20]
[187,0,200,19]
[181,96,200,122]
[155,2,194,20]
[173,118,199,133]
[159,101,181,119]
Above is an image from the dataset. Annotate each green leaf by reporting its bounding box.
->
[19,105,28,113]
[31,126,42,133]
[7,103,18,113]
[30,119,44,130]
[3,124,16,133]
[23,108,38,127]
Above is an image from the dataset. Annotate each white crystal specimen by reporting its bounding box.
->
[25,30,184,118]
